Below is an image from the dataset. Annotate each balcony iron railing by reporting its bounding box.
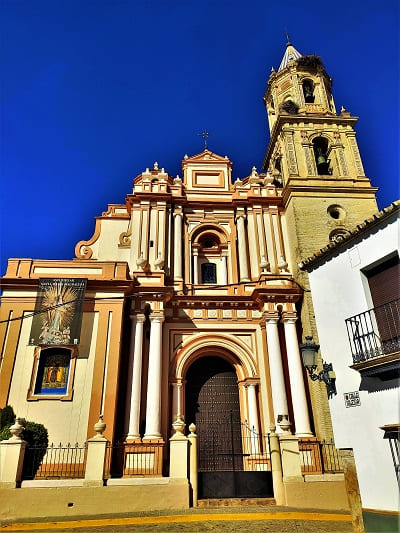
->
[345,299,400,363]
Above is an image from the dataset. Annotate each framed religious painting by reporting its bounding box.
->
[27,346,78,401]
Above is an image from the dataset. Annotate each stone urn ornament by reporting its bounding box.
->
[9,417,25,441]
[93,414,106,438]
[278,415,291,434]
[172,414,185,436]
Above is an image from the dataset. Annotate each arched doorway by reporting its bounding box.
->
[185,355,273,499]
[185,356,242,472]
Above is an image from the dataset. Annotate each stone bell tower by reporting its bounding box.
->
[263,40,378,259]
[263,40,378,438]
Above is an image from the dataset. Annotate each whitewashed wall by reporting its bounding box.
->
[307,214,399,512]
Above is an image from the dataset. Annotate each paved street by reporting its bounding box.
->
[1,508,353,533]
[2,507,398,532]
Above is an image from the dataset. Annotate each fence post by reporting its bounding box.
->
[169,415,189,478]
[0,417,27,488]
[278,416,303,483]
[339,448,365,533]
[269,424,286,505]
[84,416,108,487]
[187,423,198,507]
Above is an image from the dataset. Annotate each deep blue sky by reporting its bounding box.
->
[1,0,398,276]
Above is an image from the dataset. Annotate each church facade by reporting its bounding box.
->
[0,42,378,503]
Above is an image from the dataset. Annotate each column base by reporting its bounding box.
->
[125,436,142,443]
[143,435,164,443]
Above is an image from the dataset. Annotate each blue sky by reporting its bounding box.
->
[1,0,399,276]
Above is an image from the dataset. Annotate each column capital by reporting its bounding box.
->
[281,313,297,324]
[262,312,280,324]
[173,211,183,219]
[236,213,246,222]
[149,313,165,324]
[130,313,146,323]
[244,381,258,390]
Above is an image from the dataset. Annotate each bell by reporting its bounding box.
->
[317,154,327,165]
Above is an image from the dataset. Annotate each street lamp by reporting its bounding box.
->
[300,336,337,399]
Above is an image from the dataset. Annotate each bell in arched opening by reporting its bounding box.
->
[303,79,315,103]
[313,137,330,175]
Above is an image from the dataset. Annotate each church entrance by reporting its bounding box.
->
[185,356,273,499]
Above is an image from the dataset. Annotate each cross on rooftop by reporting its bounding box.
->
[198,130,212,150]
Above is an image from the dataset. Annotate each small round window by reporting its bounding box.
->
[327,205,346,220]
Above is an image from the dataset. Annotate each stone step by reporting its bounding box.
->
[197,498,276,508]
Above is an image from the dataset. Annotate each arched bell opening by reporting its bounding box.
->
[313,137,331,175]
[302,79,315,103]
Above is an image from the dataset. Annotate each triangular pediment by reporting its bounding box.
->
[183,149,232,164]
[182,150,232,191]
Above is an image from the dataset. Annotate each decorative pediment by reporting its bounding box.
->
[182,150,232,192]
[182,149,232,165]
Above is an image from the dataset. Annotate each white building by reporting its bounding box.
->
[301,201,400,513]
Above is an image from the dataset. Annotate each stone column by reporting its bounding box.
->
[144,314,165,440]
[236,214,250,282]
[221,253,228,285]
[171,380,183,422]
[173,212,183,281]
[193,250,199,285]
[264,316,289,429]
[126,314,145,440]
[246,383,260,454]
[283,316,312,436]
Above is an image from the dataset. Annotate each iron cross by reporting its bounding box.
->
[198,130,212,150]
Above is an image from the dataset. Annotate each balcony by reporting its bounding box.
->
[345,299,400,380]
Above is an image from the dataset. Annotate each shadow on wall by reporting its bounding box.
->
[359,375,399,393]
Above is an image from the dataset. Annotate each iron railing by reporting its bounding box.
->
[299,439,343,474]
[345,299,400,363]
[104,441,164,478]
[22,442,86,480]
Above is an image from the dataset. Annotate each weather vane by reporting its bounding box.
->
[285,30,291,45]
[198,130,212,150]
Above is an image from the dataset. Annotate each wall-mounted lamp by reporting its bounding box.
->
[300,336,337,399]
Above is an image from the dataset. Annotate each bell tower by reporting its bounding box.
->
[263,40,378,263]
[263,41,378,439]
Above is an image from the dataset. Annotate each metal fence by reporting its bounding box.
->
[346,299,400,363]
[299,439,343,474]
[104,441,164,478]
[22,443,86,480]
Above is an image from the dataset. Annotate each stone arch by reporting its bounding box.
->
[308,132,334,144]
[190,223,229,245]
[171,333,257,382]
